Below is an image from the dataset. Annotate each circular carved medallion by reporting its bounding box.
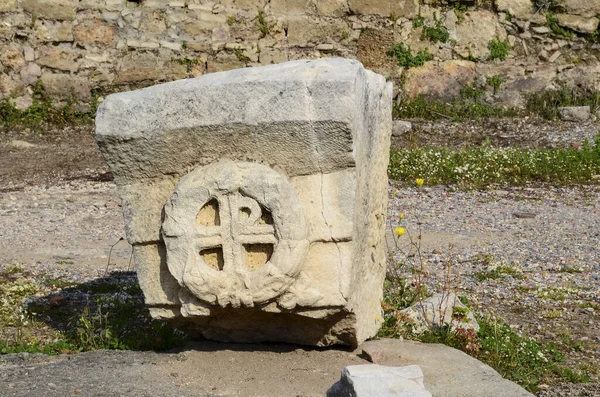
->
[162,160,309,307]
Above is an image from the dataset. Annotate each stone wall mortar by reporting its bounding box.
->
[0,0,599,111]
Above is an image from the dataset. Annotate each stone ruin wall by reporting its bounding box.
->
[1,0,600,112]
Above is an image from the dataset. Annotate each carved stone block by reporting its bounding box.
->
[95,58,392,346]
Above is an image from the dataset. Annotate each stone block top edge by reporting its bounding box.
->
[95,58,375,140]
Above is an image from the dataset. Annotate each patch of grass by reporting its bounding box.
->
[412,15,425,28]
[1,270,187,355]
[380,273,588,392]
[256,10,271,38]
[526,85,600,120]
[388,136,600,188]
[387,44,433,69]
[486,75,504,94]
[394,93,517,122]
[234,48,250,63]
[488,38,511,60]
[473,264,523,282]
[421,19,450,44]
[546,13,574,38]
[477,315,576,392]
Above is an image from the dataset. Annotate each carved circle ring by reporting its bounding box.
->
[162,160,309,308]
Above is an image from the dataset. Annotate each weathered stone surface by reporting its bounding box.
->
[22,0,76,21]
[19,62,42,85]
[315,0,348,17]
[327,365,432,397]
[270,0,312,14]
[0,0,17,12]
[562,0,600,18]
[140,11,168,34]
[116,54,187,83]
[37,46,80,72]
[400,292,479,334]
[495,0,534,20]
[357,28,396,78]
[348,0,419,18]
[558,106,591,122]
[0,45,24,70]
[40,72,90,100]
[392,120,412,137]
[359,340,535,397]
[404,60,477,100]
[559,64,600,91]
[95,59,392,346]
[73,20,117,44]
[286,18,349,46]
[455,10,507,60]
[0,74,25,99]
[556,14,600,34]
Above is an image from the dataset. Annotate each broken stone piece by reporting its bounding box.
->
[558,106,591,122]
[327,364,432,397]
[400,292,479,334]
[95,58,392,346]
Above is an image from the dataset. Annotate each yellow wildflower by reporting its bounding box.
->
[416,178,424,188]
[394,227,406,237]
[399,212,405,220]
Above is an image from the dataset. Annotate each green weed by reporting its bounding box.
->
[412,15,425,28]
[486,75,504,94]
[547,13,574,38]
[256,10,270,38]
[387,44,433,69]
[421,20,450,43]
[488,38,511,60]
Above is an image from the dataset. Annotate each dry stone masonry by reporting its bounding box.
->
[1,0,599,112]
[95,58,393,346]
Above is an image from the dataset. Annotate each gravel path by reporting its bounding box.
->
[387,183,600,382]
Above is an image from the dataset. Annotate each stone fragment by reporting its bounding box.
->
[532,26,550,34]
[20,62,42,85]
[259,48,288,64]
[513,211,537,219]
[73,20,117,44]
[392,120,412,137]
[286,18,349,46]
[95,59,392,346]
[315,0,347,17]
[40,72,90,100]
[327,365,432,397]
[556,14,600,34]
[270,0,312,14]
[23,47,35,62]
[361,340,535,397]
[549,51,562,63]
[562,0,600,18]
[495,0,534,20]
[0,46,24,70]
[405,60,477,101]
[9,95,33,110]
[558,106,591,122]
[400,292,479,334]
[455,10,507,60]
[116,53,187,83]
[140,11,167,34]
[0,74,25,99]
[22,0,76,21]
[348,0,419,18]
[0,0,17,12]
[37,46,80,72]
